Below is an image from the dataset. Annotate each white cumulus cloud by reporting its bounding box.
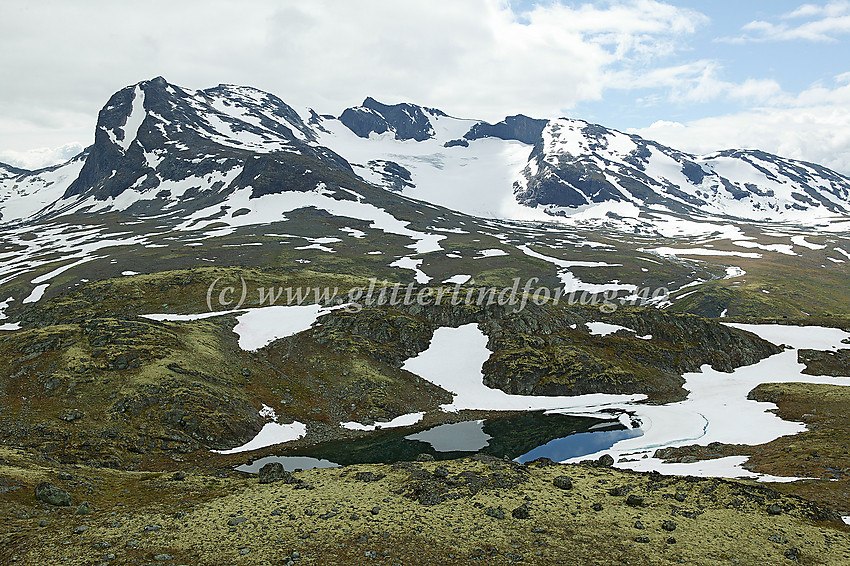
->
[725,1,850,42]
[630,75,850,173]
[0,142,86,171]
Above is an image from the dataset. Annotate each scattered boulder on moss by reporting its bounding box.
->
[35,482,71,506]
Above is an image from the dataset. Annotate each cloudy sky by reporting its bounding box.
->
[1,0,849,173]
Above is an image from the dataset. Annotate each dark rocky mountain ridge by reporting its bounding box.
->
[2,77,850,225]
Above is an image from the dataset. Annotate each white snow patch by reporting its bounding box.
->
[791,235,827,250]
[732,240,796,256]
[233,304,332,351]
[443,274,472,284]
[340,227,366,238]
[0,297,11,320]
[340,412,425,432]
[259,404,277,420]
[725,266,746,279]
[212,421,307,454]
[476,249,509,259]
[402,324,643,412]
[141,311,238,322]
[518,245,619,268]
[587,322,633,337]
[295,243,336,253]
[518,245,635,293]
[647,247,761,258]
[22,284,49,304]
[116,85,146,151]
[390,256,430,284]
[31,256,102,284]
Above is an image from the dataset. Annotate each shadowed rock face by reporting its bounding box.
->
[511,120,850,217]
[339,97,439,142]
[365,159,414,192]
[463,114,548,145]
[62,77,353,211]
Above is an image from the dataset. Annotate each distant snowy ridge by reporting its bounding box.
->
[2,77,850,226]
[312,97,850,221]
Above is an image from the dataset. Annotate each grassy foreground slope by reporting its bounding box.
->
[1,447,848,565]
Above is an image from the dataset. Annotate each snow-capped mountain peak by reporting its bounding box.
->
[2,78,849,226]
[510,118,850,219]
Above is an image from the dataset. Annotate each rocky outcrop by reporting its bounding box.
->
[0,316,266,465]
[311,302,781,402]
[365,159,414,191]
[463,114,548,145]
[339,97,439,142]
[61,77,355,211]
[34,482,72,506]
[798,349,850,377]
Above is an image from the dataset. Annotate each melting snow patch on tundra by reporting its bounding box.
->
[0,297,20,330]
[212,421,307,454]
[732,240,796,255]
[476,249,509,258]
[725,266,746,279]
[233,304,335,351]
[402,324,643,413]
[646,247,761,259]
[0,297,11,320]
[561,323,850,480]
[791,235,827,250]
[141,311,239,322]
[22,284,49,304]
[587,322,633,337]
[390,256,431,283]
[341,412,425,432]
[177,184,445,254]
[443,274,472,284]
[518,245,636,293]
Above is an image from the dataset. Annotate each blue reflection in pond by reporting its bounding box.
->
[237,411,643,472]
[516,427,642,463]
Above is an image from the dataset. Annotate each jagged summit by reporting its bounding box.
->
[1,78,849,225]
[49,77,356,218]
[463,114,548,145]
[0,161,31,177]
[338,97,447,142]
[511,118,850,217]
